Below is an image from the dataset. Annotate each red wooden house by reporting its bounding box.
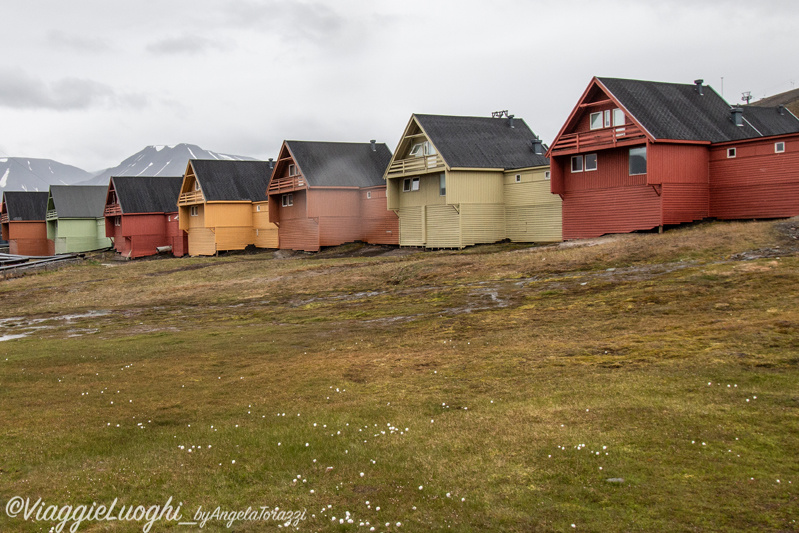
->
[1,191,50,256]
[104,176,187,258]
[267,140,398,251]
[548,77,799,239]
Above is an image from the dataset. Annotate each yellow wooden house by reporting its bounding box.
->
[177,159,278,255]
[384,113,561,248]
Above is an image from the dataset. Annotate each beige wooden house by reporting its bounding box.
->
[384,114,560,248]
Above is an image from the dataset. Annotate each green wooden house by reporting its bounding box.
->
[46,185,112,254]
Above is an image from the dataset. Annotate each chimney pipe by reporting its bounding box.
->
[531,138,543,155]
[370,139,376,151]
[694,79,704,96]
[731,107,744,126]
[508,115,515,128]
[778,105,785,116]
[268,158,274,170]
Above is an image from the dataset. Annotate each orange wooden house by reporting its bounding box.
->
[177,160,278,256]
[267,140,398,252]
[1,191,50,256]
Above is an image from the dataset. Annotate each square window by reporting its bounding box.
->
[727,148,736,158]
[190,206,198,217]
[775,142,786,153]
[403,178,411,192]
[629,146,647,175]
[589,112,602,130]
[613,108,625,126]
[515,174,521,183]
[411,177,420,191]
[288,164,296,176]
[545,171,551,180]
[585,153,598,171]
[439,174,446,196]
[571,156,583,173]
[282,193,293,207]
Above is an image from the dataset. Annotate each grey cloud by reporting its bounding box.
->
[0,68,148,111]
[46,30,112,53]
[146,35,230,55]
[224,1,348,45]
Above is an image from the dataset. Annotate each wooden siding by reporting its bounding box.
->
[446,171,504,204]
[307,189,360,219]
[425,205,461,248]
[6,222,49,256]
[709,137,799,219]
[319,216,362,247]
[215,227,255,250]
[47,219,110,254]
[460,204,505,246]
[398,206,424,246]
[252,202,279,248]
[278,217,320,252]
[560,147,647,192]
[561,185,662,239]
[503,171,563,243]
[179,204,205,230]
[107,213,186,258]
[390,172,446,208]
[649,143,709,185]
[661,183,709,225]
[187,227,216,256]
[360,188,398,245]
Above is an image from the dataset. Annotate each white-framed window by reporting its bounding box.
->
[515,174,522,183]
[629,146,647,175]
[366,191,371,199]
[604,110,611,128]
[613,108,625,126]
[114,216,121,227]
[585,153,598,171]
[256,204,261,212]
[288,164,296,176]
[403,177,420,192]
[409,141,436,158]
[190,206,198,217]
[589,112,603,130]
[282,193,293,207]
[194,180,201,191]
[775,142,786,153]
[571,155,583,173]
[545,171,551,180]
[727,147,737,158]
[168,216,172,222]
[439,173,446,196]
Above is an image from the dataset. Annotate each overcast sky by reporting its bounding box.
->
[0,0,796,171]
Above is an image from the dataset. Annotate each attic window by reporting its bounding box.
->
[775,142,786,153]
[194,181,201,191]
[589,112,603,130]
[409,141,435,158]
[613,108,625,126]
[288,164,297,176]
[282,193,293,207]
[515,174,521,183]
[727,148,737,158]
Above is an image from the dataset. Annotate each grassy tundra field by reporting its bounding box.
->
[0,219,797,532]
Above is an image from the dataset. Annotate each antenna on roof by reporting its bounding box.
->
[491,110,509,118]
[741,91,752,104]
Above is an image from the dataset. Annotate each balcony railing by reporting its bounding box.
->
[386,155,443,178]
[46,209,58,221]
[0,213,8,224]
[178,190,205,206]
[549,124,646,155]
[104,204,122,216]
[268,174,306,194]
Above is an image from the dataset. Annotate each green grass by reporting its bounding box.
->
[0,219,797,531]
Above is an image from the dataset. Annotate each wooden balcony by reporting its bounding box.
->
[104,204,122,216]
[268,174,306,194]
[385,155,443,178]
[549,124,646,155]
[177,190,205,206]
[0,213,8,224]
[46,209,58,221]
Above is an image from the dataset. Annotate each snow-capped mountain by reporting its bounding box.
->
[82,144,257,185]
[0,158,92,192]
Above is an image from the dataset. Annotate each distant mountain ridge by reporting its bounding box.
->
[82,144,257,185]
[0,158,92,192]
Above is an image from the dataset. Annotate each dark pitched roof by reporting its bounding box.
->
[414,114,549,170]
[49,185,107,218]
[751,87,799,108]
[597,77,799,143]
[191,160,271,202]
[2,191,49,221]
[286,141,392,187]
[111,176,183,214]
